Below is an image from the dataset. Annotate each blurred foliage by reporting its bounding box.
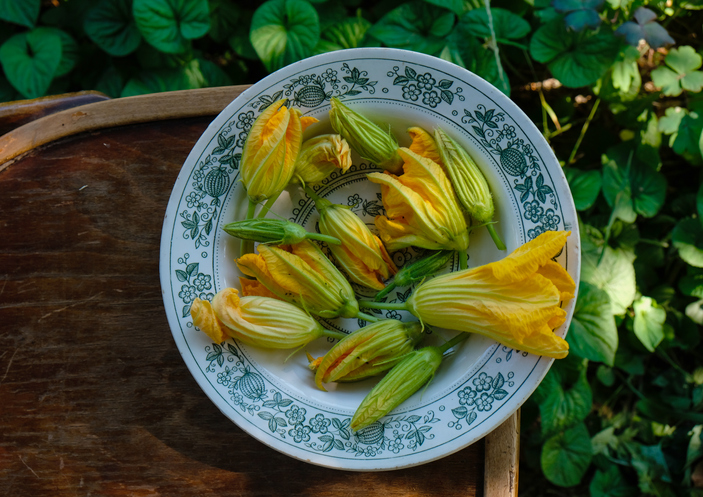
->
[3,0,703,494]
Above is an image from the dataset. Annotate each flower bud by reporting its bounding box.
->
[210,288,344,348]
[237,240,360,319]
[351,346,443,431]
[434,128,505,249]
[240,99,318,203]
[314,320,424,391]
[291,134,352,186]
[374,250,453,301]
[223,218,340,246]
[329,97,403,173]
[313,195,397,290]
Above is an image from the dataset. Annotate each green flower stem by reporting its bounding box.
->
[357,311,380,322]
[256,190,283,219]
[438,332,469,354]
[322,328,348,341]
[486,223,506,250]
[567,98,600,165]
[359,300,409,311]
[303,185,322,202]
[458,250,468,270]
[374,282,397,302]
[240,198,258,256]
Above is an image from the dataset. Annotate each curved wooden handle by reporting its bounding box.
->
[0,86,250,171]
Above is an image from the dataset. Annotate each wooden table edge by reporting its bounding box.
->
[0,86,520,495]
[0,86,250,172]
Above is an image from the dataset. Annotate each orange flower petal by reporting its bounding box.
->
[190,298,228,343]
[408,126,442,165]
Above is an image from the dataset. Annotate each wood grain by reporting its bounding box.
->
[0,117,486,496]
[0,86,248,170]
[484,412,520,497]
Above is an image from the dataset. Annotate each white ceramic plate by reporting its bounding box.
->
[160,48,580,471]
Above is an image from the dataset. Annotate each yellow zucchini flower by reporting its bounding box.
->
[236,240,360,319]
[405,230,575,359]
[367,147,469,252]
[190,297,228,343]
[291,134,352,186]
[240,98,318,203]
[312,194,397,290]
[407,126,442,165]
[197,288,344,349]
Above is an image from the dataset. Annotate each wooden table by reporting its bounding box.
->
[0,88,519,496]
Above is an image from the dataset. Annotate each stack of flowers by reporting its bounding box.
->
[190,98,576,430]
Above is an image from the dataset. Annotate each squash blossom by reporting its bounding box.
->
[407,126,442,165]
[223,218,340,246]
[329,97,404,174]
[236,239,360,319]
[201,288,344,348]
[434,128,506,250]
[367,147,469,252]
[190,297,228,343]
[405,230,575,359]
[291,134,352,186]
[351,345,443,431]
[313,320,424,391]
[312,194,397,290]
[240,98,318,203]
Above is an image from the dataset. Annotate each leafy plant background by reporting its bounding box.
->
[3,0,703,494]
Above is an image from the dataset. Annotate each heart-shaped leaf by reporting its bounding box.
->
[121,59,206,96]
[565,167,601,210]
[0,0,40,28]
[632,296,666,352]
[581,244,636,315]
[251,0,320,72]
[133,0,210,54]
[49,28,79,78]
[673,217,703,268]
[369,2,454,56]
[320,15,372,50]
[568,281,618,365]
[530,19,621,88]
[552,0,604,31]
[651,45,703,96]
[534,367,593,437]
[0,28,62,99]
[85,0,142,56]
[615,7,674,49]
[462,8,531,42]
[589,467,638,497]
[541,422,593,487]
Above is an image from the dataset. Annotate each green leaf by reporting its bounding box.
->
[679,267,703,298]
[121,59,206,96]
[49,28,80,78]
[658,106,687,137]
[565,168,601,210]
[672,113,703,163]
[626,443,671,495]
[596,365,615,386]
[0,0,40,28]
[567,281,617,365]
[673,217,703,267]
[198,58,232,87]
[589,466,637,497]
[632,296,666,352]
[601,144,666,219]
[0,28,62,99]
[440,22,510,95]
[133,0,210,54]
[250,0,320,72]
[534,367,592,437]
[541,422,593,487]
[369,2,455,56]
[581,244,636,315]
[611,46,641,94]
[85,0,143,57]
[95,66,125,98]
[651,46,703,97]
[462,8,531,42]
[208,0,241,43]
[529,19,621,88]
[321,15,372,50]
[423,0,466,15]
